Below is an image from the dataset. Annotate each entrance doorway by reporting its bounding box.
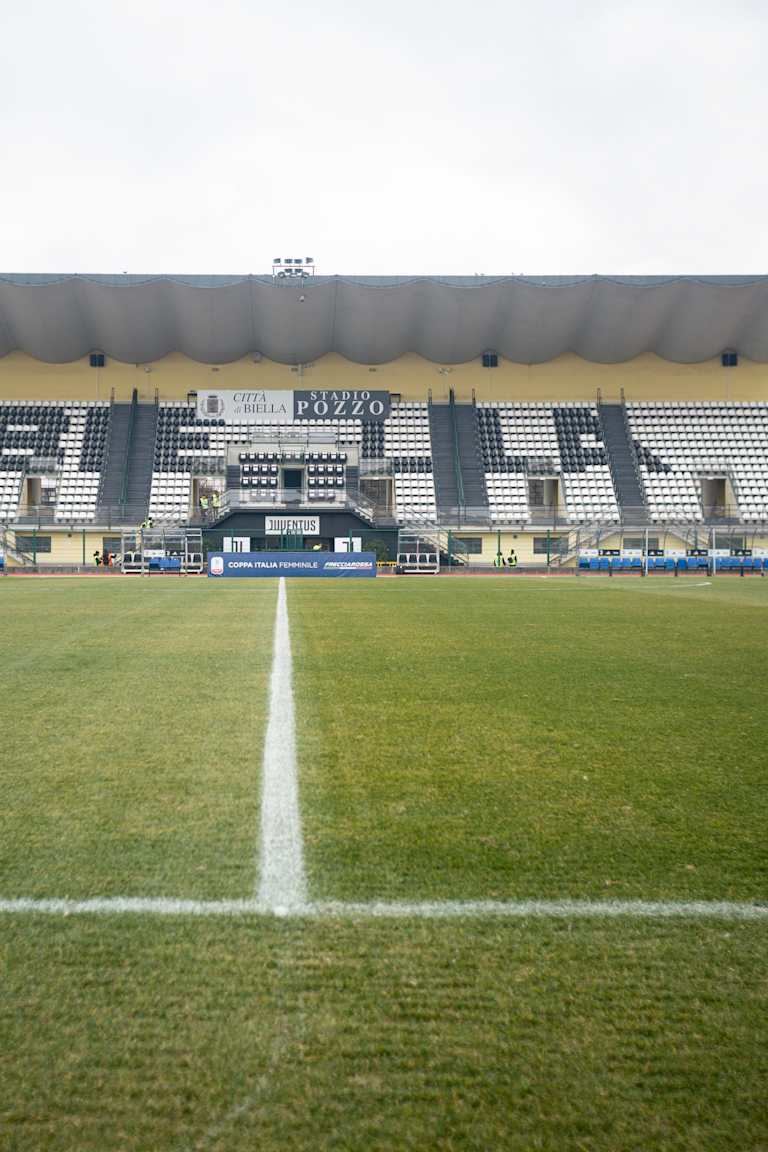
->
[701,477,726,517]
[528,477,559,517]
[282,468,303,503]
[23,477,41,510]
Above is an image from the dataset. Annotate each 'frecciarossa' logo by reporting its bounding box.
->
[324,561,372,570]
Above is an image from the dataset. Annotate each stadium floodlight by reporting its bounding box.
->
[272,256,317,281]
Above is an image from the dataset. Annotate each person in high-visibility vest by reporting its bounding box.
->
[508,549,518,568]
[211,491,221,513]
[200,495,209,520]
[493,553,505,568]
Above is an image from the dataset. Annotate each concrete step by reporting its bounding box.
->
[98,405,132,509]
[428,405,460,508]
[453,405,488,509]
[599,404,648,523]
[124,405,158,510]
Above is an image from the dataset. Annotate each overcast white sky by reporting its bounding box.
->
[1,0,766,275]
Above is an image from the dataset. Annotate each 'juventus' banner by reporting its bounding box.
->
[196,390,390,423]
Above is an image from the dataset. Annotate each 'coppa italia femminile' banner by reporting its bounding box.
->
[208,551,377,578]
[196,390,390,423]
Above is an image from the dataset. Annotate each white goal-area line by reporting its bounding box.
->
[0,897,766,920]
[2,577,765,924]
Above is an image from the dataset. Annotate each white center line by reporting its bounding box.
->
[256,577,307,912]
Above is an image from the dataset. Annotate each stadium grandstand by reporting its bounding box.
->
[1,271,767,573]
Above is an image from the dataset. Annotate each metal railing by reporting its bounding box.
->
[448,388,466,509]
[119,388,138,507]
[25,456,60,475]
[1,503,157,529]
[358,458,394,478]
[98,388,116,512]
[619,401,647,504]
[393,503,768,532]
[0,527,36,565]
[206,487,393,527]
[2,498,767,535]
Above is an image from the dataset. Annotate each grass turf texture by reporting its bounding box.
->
[2,916,767,1152]
[0,580,275,899]
[1,575,766,1150]
[291,577,768,902]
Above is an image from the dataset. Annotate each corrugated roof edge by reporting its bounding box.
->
[1,273,768,288]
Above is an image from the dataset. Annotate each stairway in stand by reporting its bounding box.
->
[428,404,460,510]
[598,403,648,524]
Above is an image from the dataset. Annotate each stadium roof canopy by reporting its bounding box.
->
[1,273,768,365]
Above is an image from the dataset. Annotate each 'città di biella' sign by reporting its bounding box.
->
[196,390,390,423]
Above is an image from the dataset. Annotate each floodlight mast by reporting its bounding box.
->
[272,257,316,281]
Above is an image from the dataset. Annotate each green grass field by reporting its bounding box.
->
[292,577,768,902]
[1,575,767,1150]
[1,580,276,898]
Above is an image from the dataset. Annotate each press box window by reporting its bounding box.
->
[454,537,482,555]
[624,536,659,551]
[16,535,52,553]
[718,535,746,551]
[533,536,567,556]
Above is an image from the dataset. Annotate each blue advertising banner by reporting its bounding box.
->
[208,551,377,578]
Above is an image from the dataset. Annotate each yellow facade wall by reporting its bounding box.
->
[5,530,108,567]
[451,529,768,567]
[4,526,767,569]
[1,351,768,404]
[452,530,568,566]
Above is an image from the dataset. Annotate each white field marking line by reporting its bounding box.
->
[256,576,307,912]
[0,897,766,920]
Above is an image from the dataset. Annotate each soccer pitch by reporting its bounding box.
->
[1,575,767,1150]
